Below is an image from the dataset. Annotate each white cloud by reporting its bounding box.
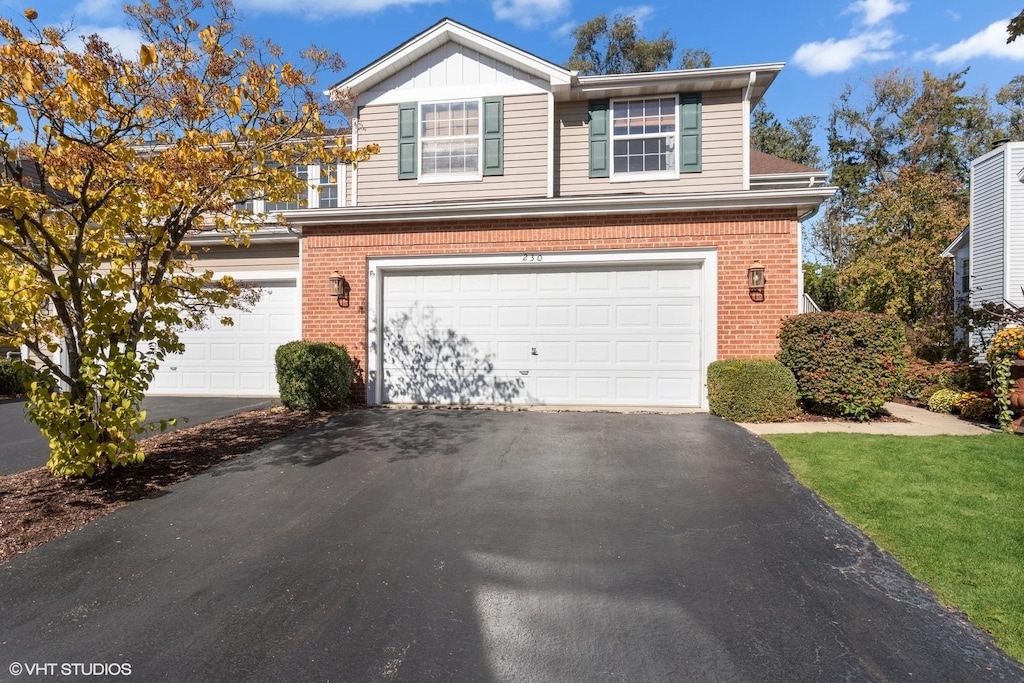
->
[791,28,900,76]
[70,24,143,56]
[922,18,1024,64]
[611,5,654,27]
[843,0,909,26]
[552,20,576,39]
[492,0,570,29]
[73,0,122,20]
[235,0,443,19]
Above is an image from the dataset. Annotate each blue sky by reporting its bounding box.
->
[5,0,1024,156]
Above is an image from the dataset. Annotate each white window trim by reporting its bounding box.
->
[417,97,484,184]
[609,96,680,182]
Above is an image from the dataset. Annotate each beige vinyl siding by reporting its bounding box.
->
[355,93,549,206]
[191,241,299,272]
[555,89,744,196]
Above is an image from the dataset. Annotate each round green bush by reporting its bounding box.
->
[275,341,354,411]
[707,358,801,423]
[927,388,961,414]
[777,312,906,420]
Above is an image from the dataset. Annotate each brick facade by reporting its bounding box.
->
[301,208,800,399]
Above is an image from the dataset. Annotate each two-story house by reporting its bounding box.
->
[151,18,834,409]
[941,139,1024,351]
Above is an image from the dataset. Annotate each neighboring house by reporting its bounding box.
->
[941,140,1024,351]
[157,18,834,409]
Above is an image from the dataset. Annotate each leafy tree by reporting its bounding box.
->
[1008,10,1024,43]
[996,75,1024,139]
[0,0,378,477]
[802,263,842,311]
[837,166,966,358]
[750,101,821,168]
[818,68,995,270]
[678,48,711,70]
[565,14,675,74]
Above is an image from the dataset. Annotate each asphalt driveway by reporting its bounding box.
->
[0,396,272,475]
[0,409,1020,682]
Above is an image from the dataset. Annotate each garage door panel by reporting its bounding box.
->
[616,341,651,363]
[577,305,611,327]
[381,264,703,407]
[149,277,299,397]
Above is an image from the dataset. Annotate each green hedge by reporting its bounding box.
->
[707,359,801,423]
[274,341,353,411]
[0,357,33,396]
[777,312,906,420]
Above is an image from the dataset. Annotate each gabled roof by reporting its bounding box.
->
[941,227,970,258]
[328,18,573,97]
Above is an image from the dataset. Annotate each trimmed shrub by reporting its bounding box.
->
[707,359,801,423]
[927,388,961,414]
[959,396,996,422]
[777,312,906,420]
[0,357,33,396]
[275,341,353,411]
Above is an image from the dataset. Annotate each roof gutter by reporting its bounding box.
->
[283,186,837,227]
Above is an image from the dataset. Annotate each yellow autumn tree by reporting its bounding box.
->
[0,0,378,477]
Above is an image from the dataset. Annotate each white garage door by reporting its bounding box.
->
[380,264,703,407]
[148,277,300,397]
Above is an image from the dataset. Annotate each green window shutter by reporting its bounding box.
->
[397,102,417,180]
[482,97,503,176]
[588,99,610,178]
[679,93,702,173]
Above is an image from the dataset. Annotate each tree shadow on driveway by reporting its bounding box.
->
[212,408,493,473]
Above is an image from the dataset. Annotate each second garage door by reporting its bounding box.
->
[380,264,703,407]
[148,276,300,397]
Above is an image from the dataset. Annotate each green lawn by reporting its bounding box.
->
[765,433,1024,662]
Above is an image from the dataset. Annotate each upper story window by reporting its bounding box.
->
[588,93,701,180]
[421,101,480,178]
[235,162,345,215]
[398,98,503,182]
[961,258,970,295]
[612,97,677,176]
[265,165,308,212]
[318,164,340,209]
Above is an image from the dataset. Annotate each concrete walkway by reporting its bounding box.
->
[742,401,995,436]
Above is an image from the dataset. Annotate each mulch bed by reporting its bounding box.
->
[0,407,333,565]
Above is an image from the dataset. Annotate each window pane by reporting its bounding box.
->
[420,100,481,176]
[611,97,677,175]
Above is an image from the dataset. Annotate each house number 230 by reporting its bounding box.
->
[522,253,543,262]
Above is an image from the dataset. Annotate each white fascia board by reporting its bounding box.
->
[328,19,572,97]
[285,186,838,226]
[940,228,970,258]
[184,226,300,245]
[571,63,782,103]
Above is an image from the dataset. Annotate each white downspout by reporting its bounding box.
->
[742,71,756,192]
[547,92,555,199]
[351,105,359,207]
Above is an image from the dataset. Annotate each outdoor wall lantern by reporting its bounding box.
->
[747,260,766,297]
[329,270,351,307]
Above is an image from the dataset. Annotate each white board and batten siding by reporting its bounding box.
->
[366,250,717,409]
